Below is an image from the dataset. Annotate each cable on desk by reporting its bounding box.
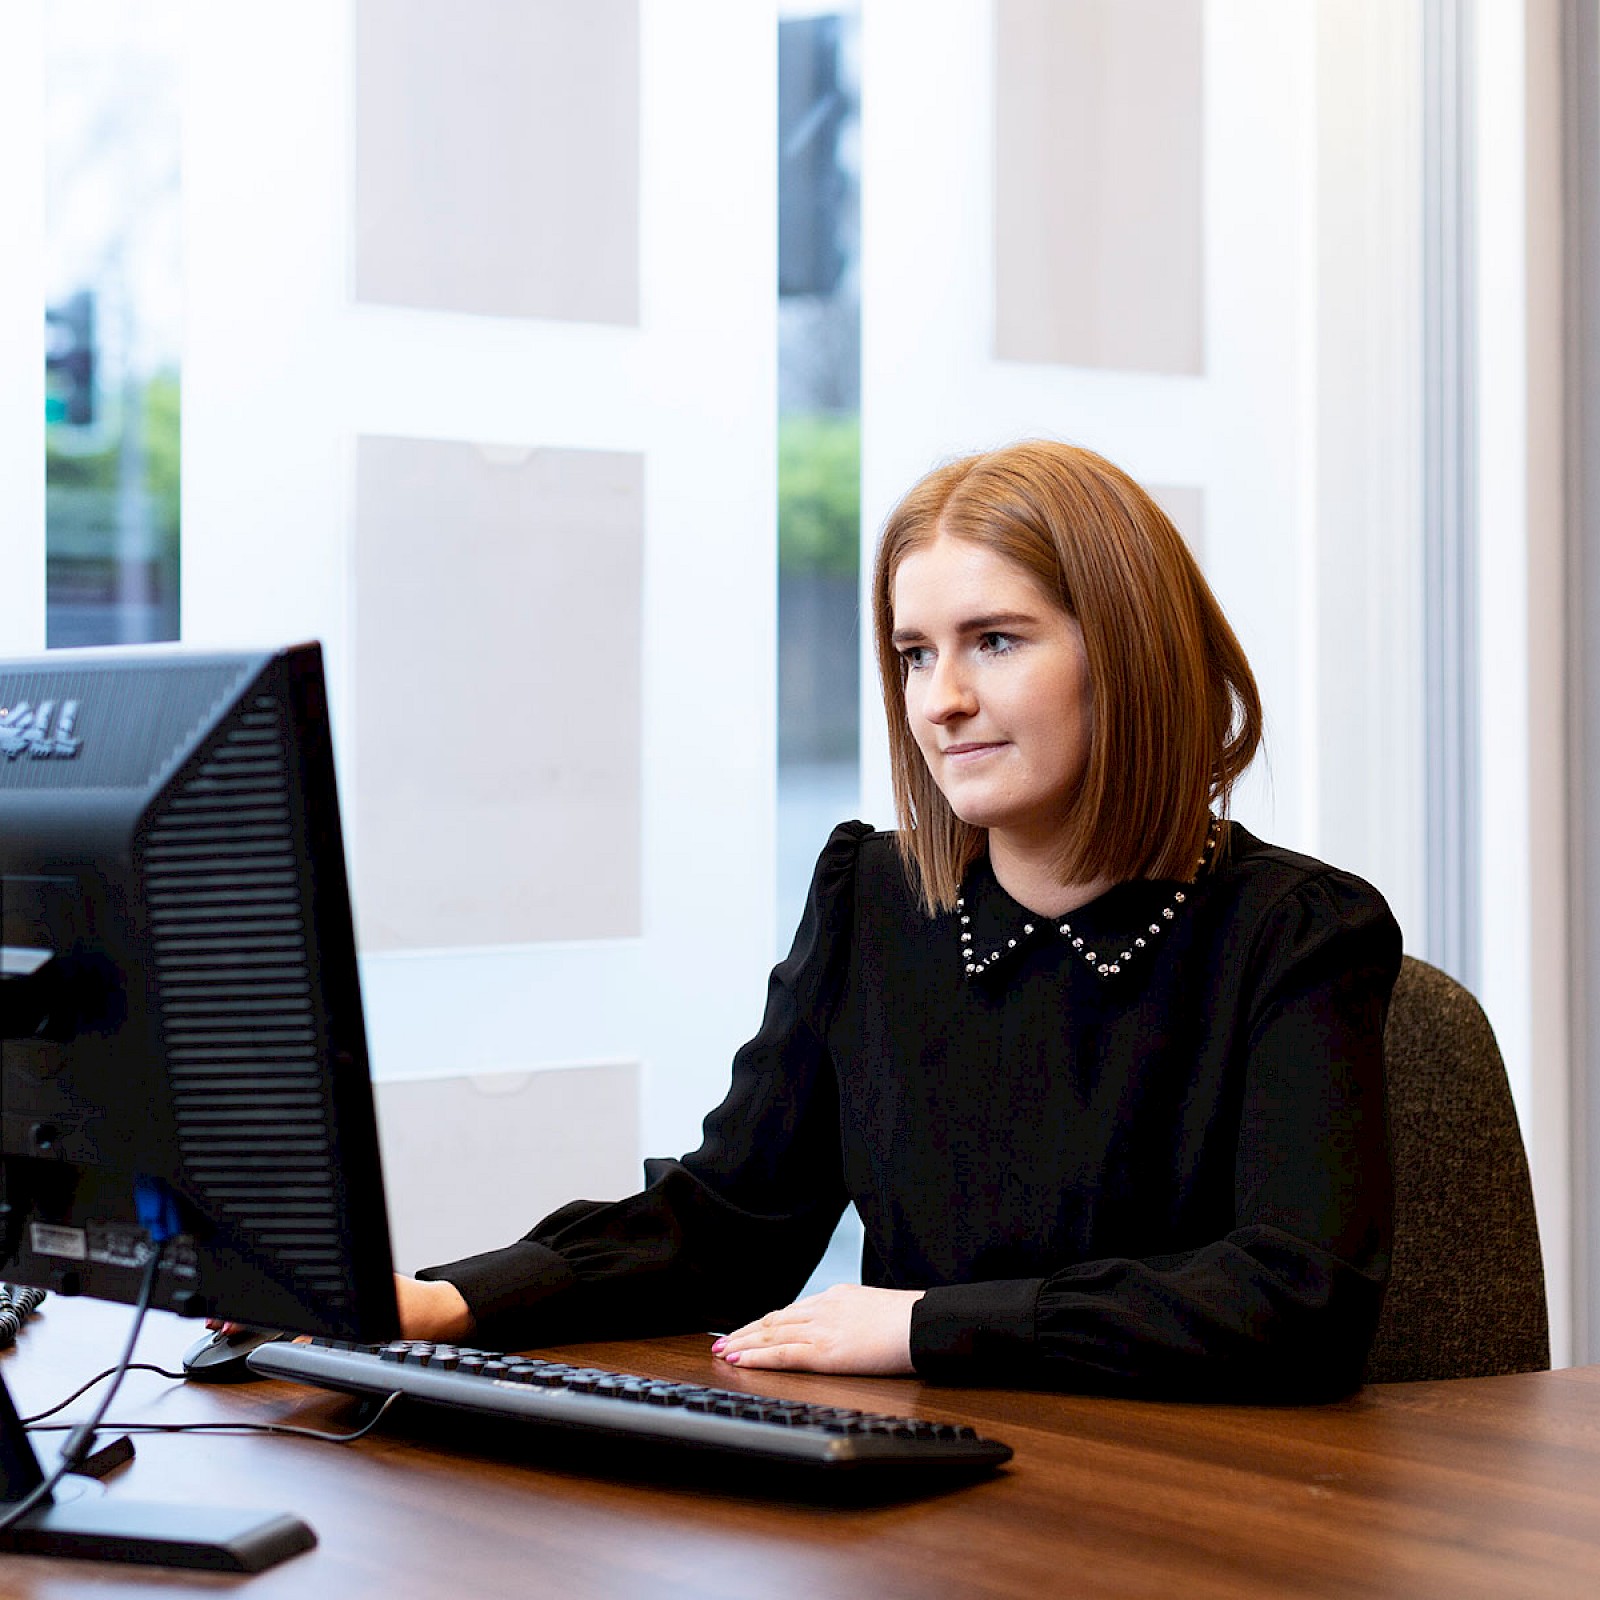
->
[26,1390,405,1447]
[20,1362,187,1426]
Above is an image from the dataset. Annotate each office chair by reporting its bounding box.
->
[1363,955,1550,1383]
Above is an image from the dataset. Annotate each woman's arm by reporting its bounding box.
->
[409,823,869,1353]
[397,1273,474,1341]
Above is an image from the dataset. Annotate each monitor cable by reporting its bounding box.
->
[21,1352,404,1446]
[25,1393,404,1449]
[20,1363,188,1426]
[0,1245,162,1538]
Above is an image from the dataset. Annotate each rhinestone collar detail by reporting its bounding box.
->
[958,818,1220,981]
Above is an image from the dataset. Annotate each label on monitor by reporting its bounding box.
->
[87,1225,158,1269]
[29,1222,87,1260]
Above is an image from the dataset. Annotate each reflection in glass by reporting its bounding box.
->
[44,3,182,648]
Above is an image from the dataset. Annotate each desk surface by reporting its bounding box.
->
[1,1299,1598,1599]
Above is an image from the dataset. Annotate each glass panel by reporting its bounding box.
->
[377,1063,640,1274]
[994,0,1204,373]
[353,436,644,952]
[1149,485,1206,566]
[354,0,640,325]
[777,6,861,952]
[44,2,182,648]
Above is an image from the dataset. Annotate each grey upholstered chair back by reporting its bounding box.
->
[1364,955,1550,1382]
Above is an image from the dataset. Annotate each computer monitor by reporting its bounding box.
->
[0,640,399,1570]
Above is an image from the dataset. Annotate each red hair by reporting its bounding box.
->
[872,441,1261,911]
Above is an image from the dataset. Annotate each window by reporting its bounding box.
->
[44,2,181,647]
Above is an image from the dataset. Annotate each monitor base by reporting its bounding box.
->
[0,1498,316,1573]
[0,1364,313,1573]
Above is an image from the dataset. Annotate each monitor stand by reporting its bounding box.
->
[0,1372,314,1573]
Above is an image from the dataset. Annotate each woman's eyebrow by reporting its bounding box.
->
[956,611,1039,632]
[892,611,1040,646]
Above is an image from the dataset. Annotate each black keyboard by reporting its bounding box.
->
[247,1338,1012,1480]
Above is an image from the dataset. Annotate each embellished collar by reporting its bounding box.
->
[958,819,1219,982]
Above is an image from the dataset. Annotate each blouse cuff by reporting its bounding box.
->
[909,1278,1040,1377]
[418,1240,577,1331]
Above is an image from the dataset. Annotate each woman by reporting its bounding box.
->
[399,441,1401,1400]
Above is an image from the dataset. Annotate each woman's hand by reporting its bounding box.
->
[395,1274,474,1341]
[712,1284,925,1375]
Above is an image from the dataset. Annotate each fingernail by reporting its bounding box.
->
[710,1338,726,1354]
[724,1351,741,1364]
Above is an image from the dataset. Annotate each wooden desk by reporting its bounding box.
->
[1,1299,1599,1598]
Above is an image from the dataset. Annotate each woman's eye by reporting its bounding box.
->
[899,646,931,672]
[978,632,1016,655]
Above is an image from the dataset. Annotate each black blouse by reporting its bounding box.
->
[421,820,1403,1399]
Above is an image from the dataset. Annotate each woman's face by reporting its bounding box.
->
[891,535,1092,857]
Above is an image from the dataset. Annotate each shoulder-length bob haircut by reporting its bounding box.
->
[872,440,1262,914]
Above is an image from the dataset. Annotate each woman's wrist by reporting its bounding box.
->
[396,1274,474,1341]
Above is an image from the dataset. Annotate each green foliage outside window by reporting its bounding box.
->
[140,370,181,555]
[778,411,860,576]
[45,369,181,563]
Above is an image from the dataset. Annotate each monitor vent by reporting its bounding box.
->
[140,694,351,1311]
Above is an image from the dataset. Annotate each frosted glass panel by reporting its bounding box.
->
[1150,483,1205,565]
[354,0,639,324]
[376,1063,640,1272]
[994,0,1203,373]
[354,436,643,949]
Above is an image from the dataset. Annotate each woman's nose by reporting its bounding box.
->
[923,656,976,722]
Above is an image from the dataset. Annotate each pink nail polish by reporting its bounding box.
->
[711,1338,726,1354]
[724,1351,741,1363]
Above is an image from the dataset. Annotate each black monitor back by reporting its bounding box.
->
[0,642,398,1340]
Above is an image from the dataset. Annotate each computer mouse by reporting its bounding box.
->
[181,1326,284,1382]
